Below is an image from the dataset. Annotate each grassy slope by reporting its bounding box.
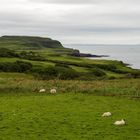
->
[0,35,138,79]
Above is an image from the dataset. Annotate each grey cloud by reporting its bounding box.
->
[28,0,140,4]
[28,0,99,4]
[0,0,140,44]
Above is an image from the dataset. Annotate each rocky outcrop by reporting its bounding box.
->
[70,49,109,58]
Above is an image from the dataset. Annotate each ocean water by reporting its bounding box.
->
[65,44,140,69]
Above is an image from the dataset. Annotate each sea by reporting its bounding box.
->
[65,44,140,69]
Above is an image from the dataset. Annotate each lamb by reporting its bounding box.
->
[102,112,112,117]
[39,89,46,93]
[114,119,126,126]
[50,88,57,94]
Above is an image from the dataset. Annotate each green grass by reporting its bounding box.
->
[0,72,140,97]
[0,94,140,140]
[0,55,130,79]
[0,73,140,139]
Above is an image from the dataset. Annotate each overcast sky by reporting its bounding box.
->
[0,0,140,44]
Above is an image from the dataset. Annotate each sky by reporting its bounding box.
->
[0,0,140,44]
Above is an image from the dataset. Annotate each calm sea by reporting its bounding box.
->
[65,44,140,69]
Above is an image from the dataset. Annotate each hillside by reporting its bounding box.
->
[0,36,63,50]
[0,36,140,140]
[0,35,140,80]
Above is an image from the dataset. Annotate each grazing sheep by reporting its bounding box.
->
[39,89,46,93]
[50,88,57,94]
[102,112,112,117]
[114,119,126,126]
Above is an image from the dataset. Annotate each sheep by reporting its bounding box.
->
[114,119,126,126]
[50,88,57,94]
[102,112,112,117]
[39,89,46,93]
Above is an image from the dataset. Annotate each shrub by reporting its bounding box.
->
[55,66,79,80]
[95,64,117,71]
[34,65,80,80]
[33,66,58,80]
[0,48,19,57]
[55,63,70,69]
[15,61,32,72]
[108,76,116,80]
[131,71,140,78]
[0,61,32,72]
[90,68,106,77]
[19,51,45,61]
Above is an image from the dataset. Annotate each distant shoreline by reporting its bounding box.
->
[78,53,109,58]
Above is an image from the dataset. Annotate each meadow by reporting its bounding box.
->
[0,93,140,140]
[0,73,140,140]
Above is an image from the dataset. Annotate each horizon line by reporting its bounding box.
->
[64,43,140,46]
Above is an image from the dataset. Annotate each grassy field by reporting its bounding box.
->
[0,73,140,97]
[0,73,140,139]
[0,93,140,140]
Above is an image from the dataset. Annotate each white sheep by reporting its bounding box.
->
[114,119,126,126]
[102,112,112,117]
[39,89,46,93]
[50,88,57,94]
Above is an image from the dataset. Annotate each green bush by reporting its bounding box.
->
[131,71,140,78]
[95,64,117,71]
[33,66,58,80]
[0,48,19,57]
[90,68,106,77]
[55,63,70,69]
[34,65,79,80]
[55,66,79,80]
[19,51,45,61]
[0,61,32,72]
